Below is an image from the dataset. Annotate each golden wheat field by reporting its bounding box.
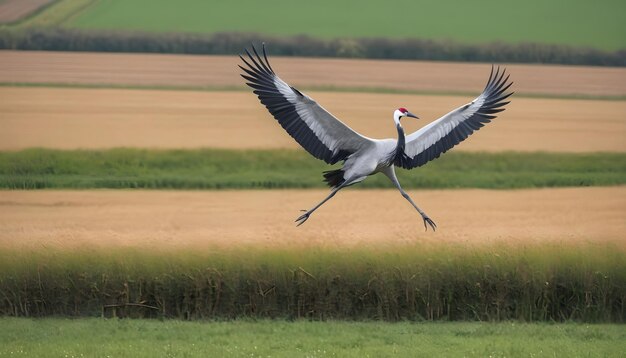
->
[2,87,625,152]
[1,188,624,250]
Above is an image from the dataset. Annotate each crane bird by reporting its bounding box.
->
[239,44,513,231]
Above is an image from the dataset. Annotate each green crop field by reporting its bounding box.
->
[1,318,624,357]
[1,149,624,190]
[25,0,626,51]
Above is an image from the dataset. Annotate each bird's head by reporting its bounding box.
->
[394,108,419,124]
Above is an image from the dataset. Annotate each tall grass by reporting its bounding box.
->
[0,243,623,322]
[1,148,624,189]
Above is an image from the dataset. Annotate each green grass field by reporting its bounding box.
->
[1,318,624,357]
[25,0,626,51]
[1,149,624,189]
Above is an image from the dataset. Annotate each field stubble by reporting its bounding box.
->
[1,187,624,250]
[2,50,625,96]
[2,87,625,152]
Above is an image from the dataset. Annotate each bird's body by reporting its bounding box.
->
[329,139,393,186]
[240,44,513,230]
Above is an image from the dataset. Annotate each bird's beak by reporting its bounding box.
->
[406,111,419,119]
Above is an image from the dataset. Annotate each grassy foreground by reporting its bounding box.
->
[1,149,624,189]
[1,244,623,322]
[1,318,624,358]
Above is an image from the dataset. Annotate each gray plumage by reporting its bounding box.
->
[240,44,513,231]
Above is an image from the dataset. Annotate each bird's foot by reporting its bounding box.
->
[295,210,311,227]
[422,214,437,232]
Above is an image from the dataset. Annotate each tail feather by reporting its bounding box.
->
[322,169,345,188]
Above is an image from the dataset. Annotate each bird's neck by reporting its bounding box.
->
[393,122,406,160]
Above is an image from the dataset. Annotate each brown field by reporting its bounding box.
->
[2,86,625,152]
[0,0,53,24]
[1,50,626,97]
[1,187,624,250]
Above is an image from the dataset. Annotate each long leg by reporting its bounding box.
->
[382,166,437,231]
[295,183,347,226]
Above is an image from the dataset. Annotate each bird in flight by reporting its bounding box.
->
[239,44,513,231]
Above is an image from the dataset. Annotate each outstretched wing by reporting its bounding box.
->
[396,66,513,169]
[240,44,374,164]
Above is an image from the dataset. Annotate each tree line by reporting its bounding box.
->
[1,28,624,66]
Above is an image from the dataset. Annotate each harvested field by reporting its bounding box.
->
[1,87,625,152]
[1,187,624,250]
[1,51,625,97]
[0,0,53,24]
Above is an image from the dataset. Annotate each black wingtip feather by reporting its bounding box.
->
[252,45,273,75]
[244,48,268,76]
[487,67,501,91]
[262,43,275,73]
